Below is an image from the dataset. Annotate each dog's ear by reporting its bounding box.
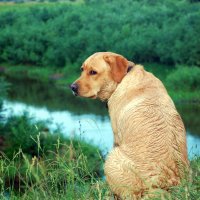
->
[103,54,129,83]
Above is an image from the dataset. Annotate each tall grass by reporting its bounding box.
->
[0,139,111,200]
[0,143,199,199]
[0,114,110,199]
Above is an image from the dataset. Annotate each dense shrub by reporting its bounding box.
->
[0,0,199,67]
[166,66,200,91]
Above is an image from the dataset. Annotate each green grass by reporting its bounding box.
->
[0,64,56,82]
[0,113,108,199]
[145,64,200,103]
[0,64,81,86]
[0,145,110,200]
[145,63,175,81]
[0,147,200,199]
[165,66,200,102]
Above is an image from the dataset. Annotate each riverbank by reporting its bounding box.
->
[0,103,199,199]
[0,78,105,199]
[0,76,200,200]
[0,64,200,103]
[0,64,74,86]
[0,97,105,199]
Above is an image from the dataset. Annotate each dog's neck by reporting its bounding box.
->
[97,80,118,101]
[107,65,145,106]
[98,65,134,102]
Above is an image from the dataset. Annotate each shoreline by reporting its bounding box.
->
[0,64,200,104]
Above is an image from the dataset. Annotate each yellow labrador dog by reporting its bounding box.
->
[70,52,189,199]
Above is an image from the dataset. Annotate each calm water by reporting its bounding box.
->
[3,78,200,158]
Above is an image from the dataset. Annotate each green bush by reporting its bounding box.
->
[166,66,200,91]
[0,0,199,67]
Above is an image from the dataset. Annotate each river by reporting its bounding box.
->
[3,78,200,159]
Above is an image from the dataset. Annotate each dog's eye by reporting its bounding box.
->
[89,70,97,75]
[81,68,84,71]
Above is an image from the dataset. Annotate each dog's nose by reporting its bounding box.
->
[70,83,78,94]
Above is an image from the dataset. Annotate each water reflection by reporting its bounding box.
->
[3,100,113,155]
[6,78,107,116]
[3,78,200,158]
[177,104,200,137]
[3,99,200,158]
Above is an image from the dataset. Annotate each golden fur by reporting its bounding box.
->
[72,52,189,199]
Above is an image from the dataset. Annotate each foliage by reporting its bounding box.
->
[0,150,199,199]
[165,66,200,102]
[0,0,199,68]
[0,113,105,199]
[169,156,200,200]
[166,66,200,91]
[0,113,103,176]
[0,148,109,200]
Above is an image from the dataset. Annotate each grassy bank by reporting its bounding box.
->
[0,80,106,199]
[0,102,106,199]
[0,143,200,199]
[0,64,78,86]
[0,110,199,199]
[1,63,200,103]
[0,138,108,200]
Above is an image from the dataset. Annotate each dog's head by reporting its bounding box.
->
[70,52,131,101]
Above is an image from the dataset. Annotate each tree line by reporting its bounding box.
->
[0,0,199,67]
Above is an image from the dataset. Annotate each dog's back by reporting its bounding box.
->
[105,65,189,198]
